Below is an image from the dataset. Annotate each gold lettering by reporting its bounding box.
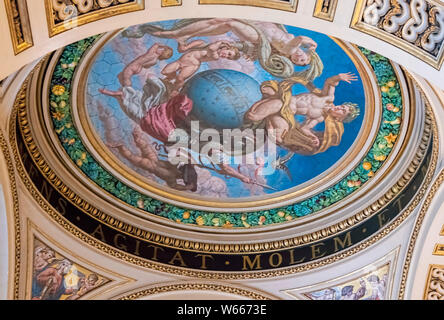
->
[28,165,38,180]
[311,243,326,260]
[90,224,106,242]
[268,253,283,268]
[40,180,53,200]
[242,255,262,270]
[289,249,305,265]
[57,197,67,215]
[393,194,405,212]
[377,209,390,228]
[134,239,141,256]
[195,254,214,270]
[147,245,165,261]
[333,231,352,252]
[113,234,128,251]
[168,251,187,267]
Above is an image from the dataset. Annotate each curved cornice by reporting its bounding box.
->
[0,1,443,89]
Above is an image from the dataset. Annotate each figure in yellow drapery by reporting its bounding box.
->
[244,73,360,155]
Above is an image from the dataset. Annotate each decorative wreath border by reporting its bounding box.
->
[46,35,403,229]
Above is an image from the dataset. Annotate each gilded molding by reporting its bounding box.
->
[423,264,444,300]
[27,220,134,300]
[198,0,298,12]
[161,0,182,7]
[397,72,442,299]
[440,224,444,236]
[0,128,20,299]
[9,66,439,278]
[4,0,33,54]
[44,0,145,37]
[433,243,444,256]
[313,0,338,22]
[18,89,432,254]
[118,283,273,300]
[351,0,444,70]
[283,247,399,300]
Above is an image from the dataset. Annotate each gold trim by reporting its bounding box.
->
[161,0,182,7]
[0,129,20,299]
[118,282,275,300]
[44,0,145,37]
[283,247,399,300]
[12,98,437,279]
[4,0,33,54]
[26,220,134,300]
[313,0,338,22]
[432,243,444,256]
[350,0,444,70]
[75,34,377,210]
[8,67,438,282]
[198,0,298,12]
[423,264,444,300]
[17,64,431,255]
[440,224,444,236]
[398,72,442,299]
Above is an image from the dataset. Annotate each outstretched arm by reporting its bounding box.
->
[320,72,358,97]
[284,36,317,53]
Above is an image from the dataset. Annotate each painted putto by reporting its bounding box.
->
[86,18,365,199]
[31,239,108,300]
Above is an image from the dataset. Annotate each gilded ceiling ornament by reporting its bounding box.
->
[7,20,438,276]
[351,0,444,69]
[4,0,33,54]
[117,283,273,300]
[424,264,444,300]
[313,0,338,22]
[0,129,21,299]
[44,0,145,37]
[161,0,182,7]
[283,248,399,300]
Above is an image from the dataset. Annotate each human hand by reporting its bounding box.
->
[339,72,358,83]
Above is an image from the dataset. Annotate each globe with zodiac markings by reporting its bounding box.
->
[182,69,262,129]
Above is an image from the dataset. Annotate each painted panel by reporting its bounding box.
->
[30,237,109,300]
[424,264,444,300]
[44,0,145,37]
[4,0,33,54]
[313,0,338,22]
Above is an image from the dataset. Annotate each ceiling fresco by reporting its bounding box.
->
[11,17,436,274]
[30,238,109,300]
[44,18,404,227]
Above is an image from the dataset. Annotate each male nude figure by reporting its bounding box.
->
[244,72,359,147]
[161,39,240,93]
[149,18,317,66]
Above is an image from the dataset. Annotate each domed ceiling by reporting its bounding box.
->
[12,18,435,275]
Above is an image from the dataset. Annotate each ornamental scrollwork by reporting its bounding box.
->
[45,0,144,36]
[352,0,444,69]
[424,265,444,300]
